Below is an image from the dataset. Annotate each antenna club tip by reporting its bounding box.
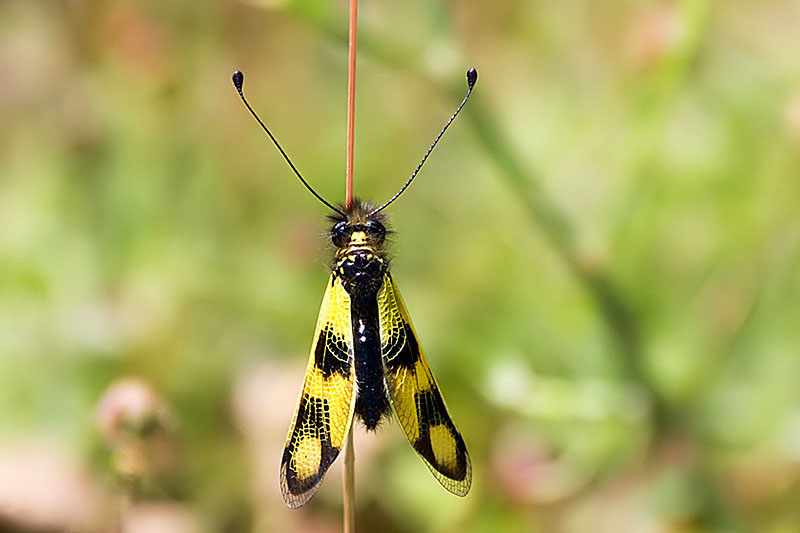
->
[466,68,478,89]
[232,70,244,91]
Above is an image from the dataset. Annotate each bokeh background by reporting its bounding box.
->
[2,0,800,531]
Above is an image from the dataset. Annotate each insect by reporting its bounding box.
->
[232,67,477,508]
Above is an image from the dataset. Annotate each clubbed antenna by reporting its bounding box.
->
[232,70,345,216]
[369,68,478,216]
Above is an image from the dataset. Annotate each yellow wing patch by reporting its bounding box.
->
[280,275,356,508]
[378,274,472,496]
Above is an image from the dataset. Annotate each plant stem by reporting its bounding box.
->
[343,428,355,533]
[345,0,358,210]
[343,0,358,531]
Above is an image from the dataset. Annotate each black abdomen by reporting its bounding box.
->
[338,251,390,430]
[350,291,391,430]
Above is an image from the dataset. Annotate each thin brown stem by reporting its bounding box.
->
[343,428,355,533]
[343,0,358,530]
[345,0,358,210]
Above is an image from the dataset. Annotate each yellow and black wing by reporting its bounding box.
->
[280,274,356,508]
[378,274,471,496]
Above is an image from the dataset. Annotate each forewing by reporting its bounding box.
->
[280,275,356,508]
[378,274,471,496]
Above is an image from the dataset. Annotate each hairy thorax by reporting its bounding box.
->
[329,199,389,299]
[335,234,386,298]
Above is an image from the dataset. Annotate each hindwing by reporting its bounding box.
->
[280,274,356,508]
[378,274,471,496]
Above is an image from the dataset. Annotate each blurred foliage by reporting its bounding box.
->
[2,0,800,531]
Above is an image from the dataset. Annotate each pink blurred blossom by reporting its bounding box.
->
[627,4,685,69]
[96,377,176,483]
[491,426,585,505]
[96,377,167,446]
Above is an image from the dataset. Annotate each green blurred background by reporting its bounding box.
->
[2,0,800,531]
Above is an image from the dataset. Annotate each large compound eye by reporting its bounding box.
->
[365,220,386,243]
[331,221,349,247]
